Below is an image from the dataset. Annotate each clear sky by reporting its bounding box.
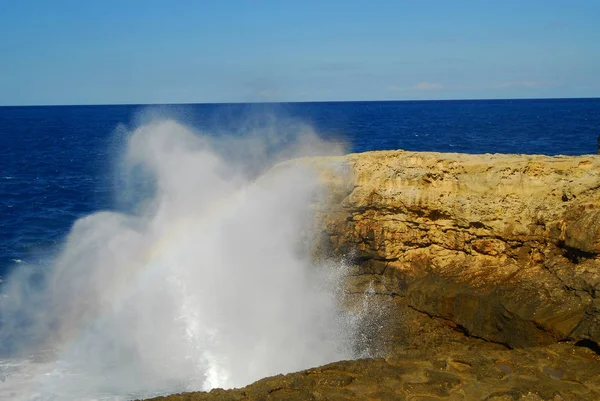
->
[1,0,598,105]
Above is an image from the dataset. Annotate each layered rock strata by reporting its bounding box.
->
[315,150,600,350]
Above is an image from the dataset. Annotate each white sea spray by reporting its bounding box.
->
[0,116,367,400]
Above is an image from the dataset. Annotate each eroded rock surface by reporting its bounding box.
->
[146,343,600,400]
[315,150,600,350]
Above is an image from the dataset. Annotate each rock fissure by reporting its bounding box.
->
[558,241,597,264]
[575,339,600,354]
[404,303,514,350]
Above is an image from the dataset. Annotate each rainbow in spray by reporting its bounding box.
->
[0,118,361,400]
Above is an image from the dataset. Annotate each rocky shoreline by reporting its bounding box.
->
[146,150,600,400]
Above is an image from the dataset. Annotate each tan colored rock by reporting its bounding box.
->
[145,344,600,401]
[310,150,600,348]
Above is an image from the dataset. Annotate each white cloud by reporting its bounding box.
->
[412,82,443,90]
[493,81,552,89]
[387,82,444,92]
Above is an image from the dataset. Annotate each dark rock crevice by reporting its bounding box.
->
[558,240,597,264]
[575,339,600,354]
[404,304,514,350]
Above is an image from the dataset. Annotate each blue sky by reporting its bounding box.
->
[1,0,598,105]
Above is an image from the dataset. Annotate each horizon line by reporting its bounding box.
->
[1,95,599,108]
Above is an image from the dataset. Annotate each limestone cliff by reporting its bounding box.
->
[314,150,600,350]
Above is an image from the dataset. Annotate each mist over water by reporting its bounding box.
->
[0,117,362,400]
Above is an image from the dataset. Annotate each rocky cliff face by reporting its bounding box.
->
[149,150,600,400]
[314,150,600,351]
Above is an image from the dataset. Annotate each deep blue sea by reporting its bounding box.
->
[1,98,600,278]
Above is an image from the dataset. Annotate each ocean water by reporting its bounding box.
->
[1,98,599,399]
[2,98,599,276]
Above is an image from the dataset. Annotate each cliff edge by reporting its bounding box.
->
[316,150,600,350]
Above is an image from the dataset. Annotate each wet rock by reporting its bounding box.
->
[145,344,600,401]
